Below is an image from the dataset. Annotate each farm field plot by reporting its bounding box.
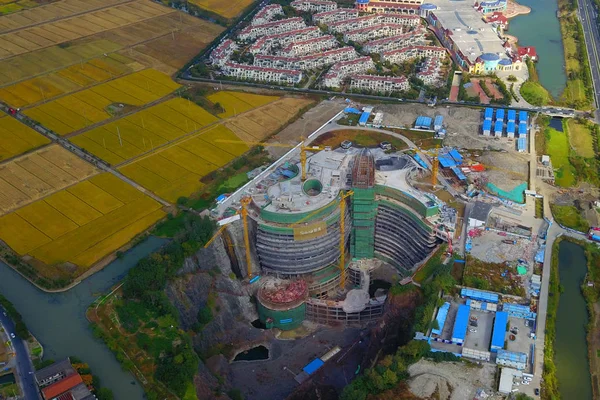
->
[23,69,180,135]
[207,91,278,118]
[0,115,50,161]
[0,0,171,59]
[224,97,314,142]
[119,125,249,202]
[0,144,98,215]
[70,97,219,165]
[0,0,44,16]
[0,54,138,108]
[188,0,254,19]
[0,173,165,280]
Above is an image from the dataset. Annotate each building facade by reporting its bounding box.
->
[355,0,423,15]
[416,57,444,86]
[279,35,338,57]
[343,23,405,43]
[222,62,303,84]
[239,17,306,41]
[209,39,238,67]
[327,13,420,33]
[254,46,357,70]
[252,4,284,25]
[362,27,426,53]
[313,8,359,24]
[322,56,375,88]
[381,45,446,64]
[291,0,337,13]
[350,74,409,93]
[248,26,321,54]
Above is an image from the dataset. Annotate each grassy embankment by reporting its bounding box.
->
[551,204,590,231]
[543,237,563,399]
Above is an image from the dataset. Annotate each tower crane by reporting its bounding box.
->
[240,196,253,279]
[338,190,354,288]
[216,138,328,181]
[431,145,440,187]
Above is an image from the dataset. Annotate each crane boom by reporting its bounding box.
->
[240,196,253,279]
[338,191,354,288]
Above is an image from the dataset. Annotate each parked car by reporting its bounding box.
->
[379,141,391,150]
[10,333,15,339]
[521,381,530,385]
[341,140,353,149]
[534,388,540,395]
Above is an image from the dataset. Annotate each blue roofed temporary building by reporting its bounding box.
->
[496,108,505,122]
[434,115,444,131]
[449,149,463,164]
[461,288,499,303]
[431,302,450,335]
[518,121,527,136]
[482,119,492,136]
[503,303,537,319]
[484,107,493,120]
[415,116,433,129]
[517,137,526,152]
[496,349,528,370]
[535,245,545,263]
[490,311,508,352]
[303,359,325,375]
[344,107,362,114]
[438,155,456,168]
[413,153,429,169]
[359,111,371,126]
[519,110,528,123]
[451,166,467,181]
[506,121,516,138]
[507,109,516,122]
[452,304,470,344]
[494,120,503,137]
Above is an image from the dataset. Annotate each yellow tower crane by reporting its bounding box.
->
[338,190,354,288]
[431,145,440,187]
[240,196,253,280]
[216,138,328,181]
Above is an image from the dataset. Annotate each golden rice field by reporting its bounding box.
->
[23,69,180,135]
[0,54,138,108]
[0,115,50,161]
[0,0,171,59]
[207,91,279,118]
[0,173,165,279]
[70,97,219,165]
[0,144,98,215]
[189,0,254,19]
[224,97,315,142]
[0,0,39,16]
[119,125,249,202]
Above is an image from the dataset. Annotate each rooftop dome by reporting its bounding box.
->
[479,52,501,62]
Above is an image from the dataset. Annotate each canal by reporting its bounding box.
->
[0,236,167,400]
[555,240,592,399]
[509,0,567,98]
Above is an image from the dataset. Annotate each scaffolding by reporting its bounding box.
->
[351,149,376,259]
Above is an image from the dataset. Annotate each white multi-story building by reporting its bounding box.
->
[279,35,338,57]
[343,23,405,43]
[362,27,426,53]
[222,62,302,84]
[313,8,359,24]
[291,0,337,13]
[416,57,444,86]
[254,46,357,70]
[252,4,284,25]
[238,17,305,41]
[350,74,409,93]
[322,56,375,88]
[381,45,446,64]
[248,26,321,54]
[327,13,420,33]
[209,39,238,67]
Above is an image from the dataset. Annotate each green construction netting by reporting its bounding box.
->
[486,182,527,204]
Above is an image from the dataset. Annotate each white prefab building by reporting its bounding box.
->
[343,23,405,43]
[254,46,357,70]
[252,4,284,25]
[416,57,444,87]
[313,8,359,24]
[327,13,420,33]
[362,27,426,53]
[238,17,305,41]
[381,45,446,64]
[322,56,375,88]
[279,35,338,57]
[222,62,303,84]
[350,74,409,93]
[248,26,321,54]
[291,0,337,13]
[209,39,238,67]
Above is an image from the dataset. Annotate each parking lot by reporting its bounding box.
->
[506,317,536,373]
[463,309,494,352]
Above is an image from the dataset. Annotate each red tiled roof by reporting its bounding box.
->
[517,46,537,58]
[42,374,83,400]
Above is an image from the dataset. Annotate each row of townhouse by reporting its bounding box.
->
[343,23,405,43]
[209,39,238,67]
[279,35,338,57]
[291,0,337,13]
[381,45,446,64]
[322,56,375,88]
[416,57,444,87]
[327,13,420,34]
[252,4,283,25]
[248,26,321,54]
[222,62,302,84]
[254,46,357,70]
[362,26,426,53]
[350,74,409,93]
[238,17,305,41]
[312,8,359,24]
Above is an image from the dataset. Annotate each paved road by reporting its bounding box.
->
[579,0,600,121]
[0,307,40,400]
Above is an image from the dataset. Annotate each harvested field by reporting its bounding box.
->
[0,145,98,215]
[188,0,254,19]
[70,97,219,165]
[0,173,165,279]
[0,0,171,59]
[24,69,180,135]
[566,119,595,158]
[0,115,50,161]
[207,91,279,118]
[119,125,249,202]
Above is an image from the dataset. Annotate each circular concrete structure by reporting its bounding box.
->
[303,179,323,197]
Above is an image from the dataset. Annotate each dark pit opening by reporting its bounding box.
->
[251,319,267,329]
[233,345,269,362]
[369,279,391,297]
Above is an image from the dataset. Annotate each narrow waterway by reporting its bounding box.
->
[555,240,592,399]
[0,236,167,399]
[509,0,567,98]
